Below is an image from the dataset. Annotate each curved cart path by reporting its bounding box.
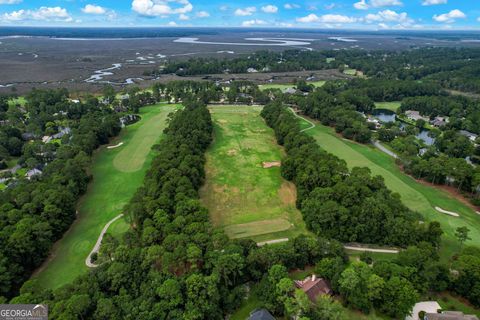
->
[85,214,124,268]
[288,108,315,132]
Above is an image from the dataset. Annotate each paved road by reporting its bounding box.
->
[257,238,289,246]
[343,245,400,254]
[85,214,124,268]
[372,140,398,159]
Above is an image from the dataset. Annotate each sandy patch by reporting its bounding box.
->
[279,181,296,205]
[263,161,281,168]
[218,119,228,124]
[435,206,460,217]
[227,149,238,156]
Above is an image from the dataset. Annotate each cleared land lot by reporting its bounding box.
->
[297,115,480,260]
[200,105,307,242]
[33,104,179,289]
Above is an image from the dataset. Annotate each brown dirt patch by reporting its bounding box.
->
[227,149,237,156]
[263,161,281,168]
[279,181,297,205]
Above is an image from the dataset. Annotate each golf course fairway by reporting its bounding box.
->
[33,104,179,289]
[298,115,480,259]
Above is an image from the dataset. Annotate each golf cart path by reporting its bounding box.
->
[372,140,399,159]
[288,107,315,132]
[85,214,124,268]
[344,245,400,254]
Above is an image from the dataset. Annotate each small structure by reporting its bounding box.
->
[459,130,478,143]
[249,309,276,320]
[431,117,448,127]
[52,127,71,140]
[282,87,297,94]
[294,275,332,302]
[25,168,42,179]
[247,67,258,73]
[406,301,441,320]
[42,136,52,144]
[405,110,429,122]
[425,311,479,320]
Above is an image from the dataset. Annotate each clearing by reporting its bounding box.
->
[295,114,480,260]
[200,105,307,242]
[259,80,325,91]
[374,101,401,112]
[33,104,180,289]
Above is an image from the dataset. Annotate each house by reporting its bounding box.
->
[405,110,429,122]
[249,309,276,320]
[406,301,441,320]
[42,136,52,144]
[294,275,332,302]
[431,116,448,127]
[25,168,42,179]
[459,130,478,142]
[282,87,297,94]
[425,311,479,320]
[52,127,71,140]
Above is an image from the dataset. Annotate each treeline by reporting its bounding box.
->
[261,102,443,247]
[0,89,121,300]
[160,50,339,76]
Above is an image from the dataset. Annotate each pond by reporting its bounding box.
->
[398,122,436,146]
[372,109,396,123]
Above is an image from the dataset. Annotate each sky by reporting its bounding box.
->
[0,0,479,30]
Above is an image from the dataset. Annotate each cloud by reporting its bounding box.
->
[82,4,107,15]
[422,0,447,5]
[0,0,22,4]
[242,19,267,27]
[297,13,356,24]
[261,5,278,14]
[196,11,209,18]
[324,3,336,10]
[167,21,177,26]
[354,0,369,10]
[370,0,403,7]
[131,0,193,17]
[433,9,466,23]
[234,7,256,16]
[3,6,72,22]
[179,13,189,20]
[219,5,229,11]
[365,9,411,23]
[284,3,300,10]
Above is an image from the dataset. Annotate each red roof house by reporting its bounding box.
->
[294,275,332,302]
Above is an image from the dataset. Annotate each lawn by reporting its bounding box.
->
[374,101,401,112]
[259,81,325,91]
[200,105,308,242]
[32,104,180,290]
[298,117,480,260]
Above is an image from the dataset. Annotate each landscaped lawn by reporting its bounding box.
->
[32,104,180,290]
[259,80,325,91]
[297,116,480,260]
[200,105,308,242]
[374,101,401,112]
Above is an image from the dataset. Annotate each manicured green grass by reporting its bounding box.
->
[299,117,480,260]
[200,105,308,242]
[259,81,325,91]
[374,101,401,112]
[435,292,480,317]
[230,291,263,320]
[33,104,180,290]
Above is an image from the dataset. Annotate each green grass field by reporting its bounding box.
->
[259,81,326,91]
[32,104,179,289]
[200,105,307,242]
[374,101,401,112]
[298,118,480,260]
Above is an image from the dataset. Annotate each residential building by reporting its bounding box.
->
[425,311,479,320]
[294,275,332,302]
[249,309,276,320]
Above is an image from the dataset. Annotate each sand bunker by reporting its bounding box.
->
[435,206,460,217]
[107,142,124,149]
[263,161,281,168]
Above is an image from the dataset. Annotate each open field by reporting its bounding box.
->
[374,101,401,112]
[296,116,480,260]
[33,104,179,289]
[200,105,307,242]
[259,80,326,91]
